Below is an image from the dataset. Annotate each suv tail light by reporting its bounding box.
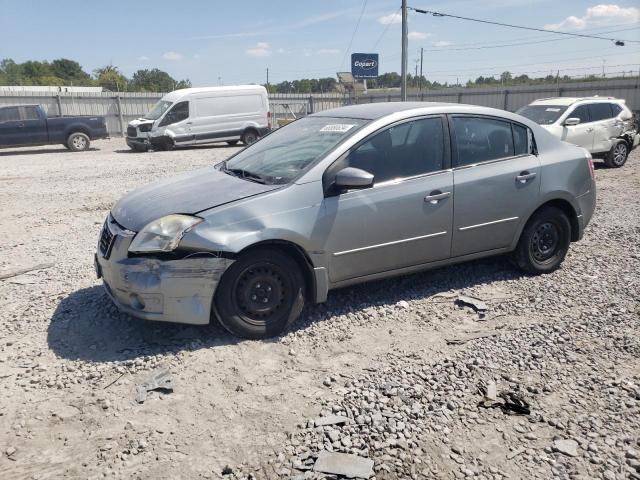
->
[267,111,272,130]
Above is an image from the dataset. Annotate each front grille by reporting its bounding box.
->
[99,219,115,259]
[127,126,137,137]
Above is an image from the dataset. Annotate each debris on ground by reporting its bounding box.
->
[553,439,579,457]
[478,382,531,415]
[0,262,55,281]
[135,368,174,404]
[313,414,350,427]
[313,450,374,478]
[455,294,488,317]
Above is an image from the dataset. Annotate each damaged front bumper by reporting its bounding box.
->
[95,217,233,325]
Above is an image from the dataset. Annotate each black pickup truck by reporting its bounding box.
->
[0,104,108,151]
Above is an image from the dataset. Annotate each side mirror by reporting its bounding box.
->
[335,167,374,190]
[564,117,581,126]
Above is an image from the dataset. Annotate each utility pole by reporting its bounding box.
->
[266,68,269,91]
[218,76,222,86]
[401,0,408,101]
[419,47,424,92]
[602,59,606,78]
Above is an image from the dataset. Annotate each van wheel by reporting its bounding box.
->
[226,140,239,146]
[604,140,628,168]
[154,138,174,151]
[241,129,258,145]
[214,248,306,339]
[67,132,90,152]
[511,206,571,275]
[130,144,149,152]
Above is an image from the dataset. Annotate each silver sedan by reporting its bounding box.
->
[96,103,596,339]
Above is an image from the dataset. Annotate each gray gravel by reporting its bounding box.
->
[0,139,638,479]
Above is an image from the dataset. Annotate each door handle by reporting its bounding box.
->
[516,171,537,183]
[586,128,594,132]
[17,123,25,128]
[424,191,451,204]
[186,122,193,125]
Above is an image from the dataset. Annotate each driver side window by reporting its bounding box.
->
[346,117,445,184]
[159,101,189,127]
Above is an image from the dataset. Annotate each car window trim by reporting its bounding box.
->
[447,113,536,169]
[322,114,451,196]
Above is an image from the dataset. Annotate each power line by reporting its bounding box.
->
[372,7,401,50]
[339,0,368,70]
[408,6,639,45]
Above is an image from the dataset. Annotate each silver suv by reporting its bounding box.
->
[518,97,639,168]
[96,103,596,339]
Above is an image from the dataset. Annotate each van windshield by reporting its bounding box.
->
[144,100,172,121]
[517,105,568,125]
[220,117,368,185]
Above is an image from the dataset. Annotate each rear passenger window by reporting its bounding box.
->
[347,117,444,183]
[588,103,613,122]
[452,117,514,165]
[610,103,623,117]
[568,105,590,124]
[22,107,40,120]
[512,124,530,156]
[0,107,20,123]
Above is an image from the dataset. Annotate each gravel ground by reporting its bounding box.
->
[0,138,638,480]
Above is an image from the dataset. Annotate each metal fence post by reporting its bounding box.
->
[56,94,63,117]
[308,96,314,114]
[457,92,462,104]
[116,95,124,136]
[503,90,509,110]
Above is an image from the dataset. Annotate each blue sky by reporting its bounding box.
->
[1,0,638,86]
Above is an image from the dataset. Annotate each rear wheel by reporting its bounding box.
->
[226,140,239,146]
[214,248,306,339]
[511,206,571,274]
[604,140,628,168]
[67,132,90,152]
[241,129,258,145]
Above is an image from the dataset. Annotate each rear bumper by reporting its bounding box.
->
[95,218,233,325]
[576,180,596,240]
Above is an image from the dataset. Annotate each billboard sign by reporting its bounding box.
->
[351,53,379,79]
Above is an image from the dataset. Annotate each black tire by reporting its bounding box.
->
[511,206,571,275]
[604,140,628,168]
[130,144,149,153]
[67,132,90,152]
[62,143,70,150]
[226,140,239,146]
[214,248,306,339]
[154,138,174,151]
[241,129,258,145]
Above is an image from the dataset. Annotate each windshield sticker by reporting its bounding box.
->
[320,124,357,133]
[545,108,561,112]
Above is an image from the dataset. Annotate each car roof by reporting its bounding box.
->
[161,85,266,102]
[529,96,623,106]
[312,102,497,120]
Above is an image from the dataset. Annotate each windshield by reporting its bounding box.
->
[517,105,568,125]
[221,116,368,184]
[144,100,172,120]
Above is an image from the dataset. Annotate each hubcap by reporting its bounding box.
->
[73,136,86,149]
[613,144,627,165]
[235,265,286,324]
[530,222,559,262]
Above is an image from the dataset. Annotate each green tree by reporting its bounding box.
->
[51,58,92,84]
[129,68,190,92]
[94,65,128,91]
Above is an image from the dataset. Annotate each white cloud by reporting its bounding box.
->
[162,51,183,61]
[432,40,452,47]
[245,42,271,57]
[408,31,431,40]
[544,4,640,30]
[378,12,402,25]
[316,48,341,54]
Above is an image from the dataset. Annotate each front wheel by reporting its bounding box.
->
[604,140,628,168]
[67,132,90,152]
[226,140,239,146]
[511,206,571,274]
[214,248,306,339]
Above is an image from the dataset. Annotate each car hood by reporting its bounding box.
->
[111,166,280,231]
[129,118,154,127]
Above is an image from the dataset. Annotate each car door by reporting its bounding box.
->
[562,104,594,151]
[158,101,193,145]
[0,107,23,147]
[323,116,454,282]
[588,103,616,154]
[20,106,48,145]
[450,116,541,257]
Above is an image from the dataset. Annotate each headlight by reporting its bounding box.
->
[128,215,203,253]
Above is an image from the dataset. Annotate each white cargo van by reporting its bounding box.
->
[126,85,271,151]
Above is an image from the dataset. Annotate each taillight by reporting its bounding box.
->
[267,111,272,130]
[585,151,594,179]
